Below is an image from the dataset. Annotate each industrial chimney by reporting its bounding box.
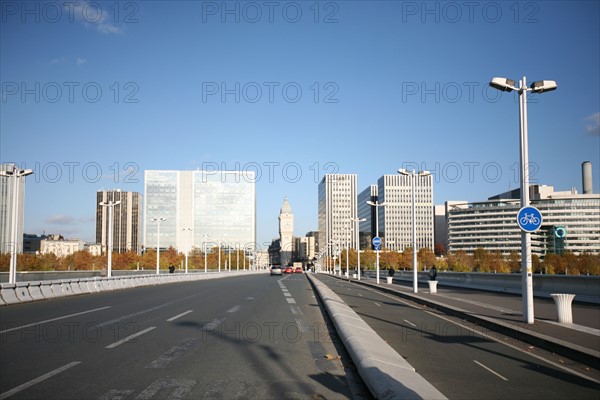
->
[582,161,593,194]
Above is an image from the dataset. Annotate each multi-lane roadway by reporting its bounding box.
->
[0,274,368,399]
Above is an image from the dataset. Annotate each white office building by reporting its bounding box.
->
[144,170,256,255]
[318,174,358,255]
[447,185,600,256]
[358,174,434,252]
[0,164,28,255]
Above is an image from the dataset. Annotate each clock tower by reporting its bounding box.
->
[279,197,294,266]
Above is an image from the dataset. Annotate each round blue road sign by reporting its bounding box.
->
[517,206,543,232]
[372,237,381,249]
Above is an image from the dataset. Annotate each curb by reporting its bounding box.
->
[307,273,448,400]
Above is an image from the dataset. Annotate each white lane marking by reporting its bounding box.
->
[374,302,382,307]
[166,310,193,322]
[96,293,203,328]
[227,305,241,313]
[426,311,600,384]
[146,338,199,369]
[105,326,156,349]
[246,297,254,301]
[404,319,417,328]
[473,360,509,381]
[290,305,303,315]
[202,318,225,332]
[0,361,81,399]
[0,306,111,334]
[283,293,292,297]
[286,298,296,304]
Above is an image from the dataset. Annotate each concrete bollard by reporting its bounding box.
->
[15,282,34,303]
[428,280,439,294]
[550,293,576,324]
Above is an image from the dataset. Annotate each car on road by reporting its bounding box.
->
[294,266,303,273]
[283,266,294,274]
[270,266,282,276]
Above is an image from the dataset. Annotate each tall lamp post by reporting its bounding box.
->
[151,217,167,274]
[199,234,210,273]
[99,200,121,278]
[366,200,386,284]
[489,76,557,324]
[398,169,431,293]
[350,217,366,280]
[0,165,33,284]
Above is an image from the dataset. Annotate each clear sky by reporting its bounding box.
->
[1,1,599,249]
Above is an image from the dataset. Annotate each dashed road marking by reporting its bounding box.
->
[106,327,156,349]
[167,310,193,322]
[0,361,81,399]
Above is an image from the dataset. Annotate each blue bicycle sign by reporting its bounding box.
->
[517,206,543,232]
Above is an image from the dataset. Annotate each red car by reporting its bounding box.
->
[283,267,294,274]
[294,267,303,273]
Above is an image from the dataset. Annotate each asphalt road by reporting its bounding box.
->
[0,273,370,400]
[315,274,600,400]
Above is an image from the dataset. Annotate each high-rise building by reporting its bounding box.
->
[144,170,256,254]
[358,184,378,250]
[0,164,28,255]
[278,197,294,266]
[318,174,358,256]
[96,190,143,254]
[378,174,434,252]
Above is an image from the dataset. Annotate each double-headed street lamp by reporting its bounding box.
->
[151,217,167,274]
[366,200,386,284]
[0,165,33,284]
[199,233,210,273]
[99,200,121,278]
[489,75,557,324]
[349,217,366,280]
[398,169,431,293]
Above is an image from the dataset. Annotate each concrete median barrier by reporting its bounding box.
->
[27,282,45,301]
[40,281,55,299]
[0,284,20,305]
[15,282,34,303]
[308,274,448,400]
[50,281,65,298]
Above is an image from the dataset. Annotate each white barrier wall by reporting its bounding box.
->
[366,271,600,304]
[0,270,266,306]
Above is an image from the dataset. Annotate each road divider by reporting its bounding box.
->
[0,270,266,307]
[307,273,448,400]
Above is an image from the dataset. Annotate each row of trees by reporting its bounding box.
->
[0,247,253,272]
[1,247,598,275]
[329,247,600,275]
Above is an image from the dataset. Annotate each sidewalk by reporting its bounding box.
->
[324,273,600,368]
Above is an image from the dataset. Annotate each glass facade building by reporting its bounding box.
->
[144,170,256,254]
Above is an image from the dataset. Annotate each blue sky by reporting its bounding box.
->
[1,0,599,248]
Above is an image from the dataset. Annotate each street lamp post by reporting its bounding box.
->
[199,234,210,273]
[489,76,557,324]
[0,165,33,284]
[366,200,386,284]
[99,200,121,278]
[350,217,367,280]
[151,217,167,274]
[398,169,431,293]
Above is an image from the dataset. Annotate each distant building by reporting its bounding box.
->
[144,170,256,255]
[255,250,270,269]
[0,164,28,255]
[23,233,47,254]
[96,190,143,254]
[318,174,358,257]
[279,197,294,266]
[358,174,434,253]
[447,184,600,256]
